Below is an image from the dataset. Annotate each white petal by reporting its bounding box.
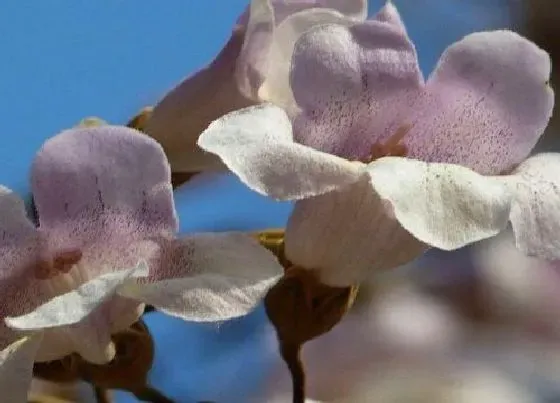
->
[0,334,43,403]
[367,157,513,250]
[285,177,426,287]
[197,104,365,200]
[5,261,148,330]
[236,0,275,99]
[506,153,560,259]
[118,233,283,321]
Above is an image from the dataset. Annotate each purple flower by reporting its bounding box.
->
[0,126,283,401]
[198,2,557,287]
[145,0,366,173]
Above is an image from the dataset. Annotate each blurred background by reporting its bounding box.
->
[2,0,558,402]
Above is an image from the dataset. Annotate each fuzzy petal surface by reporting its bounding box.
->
[290,4,422,158]
[5,262,148,364]
[506,153,560,259]
[367,157,513,250]
[119,233,283,321]
[198,104,364,200]
[406,30,553,174]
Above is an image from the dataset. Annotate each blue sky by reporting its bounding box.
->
[0,1,516,401]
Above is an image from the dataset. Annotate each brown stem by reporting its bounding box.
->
[280,342,305,403]
[132,386,175,403]
[93,386,111,403]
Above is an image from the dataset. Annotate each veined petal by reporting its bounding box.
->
[0,334,43,403]
[367,157,513,250]
[5,261,148,330]
[406,30,554,174]
[290,11,423,157]
[32,126,177,241]
[506,153,560,259]
[198,104,364,200]
[118,233,283,321]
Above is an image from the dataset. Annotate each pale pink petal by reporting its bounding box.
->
[198,104,365,200]
[405,30,553,174]
[506,153,560,259]
[373,1,406,30]
[146,28,255,173]
[0,186,44,350]
[367,157,513,250]
[0,334,43,403]
[119,233,283,321]
[32,126,176,236]
[290,11,422,158]
[5,262,148,364]
[285,177,426,287]
[31,126,175,281]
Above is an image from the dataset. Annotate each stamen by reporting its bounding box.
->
[364,124,412,162]
[34,260,56,280]
[52,249,83,274]
[33,249,83,280]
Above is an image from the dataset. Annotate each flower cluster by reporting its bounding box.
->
[4,0,560,402]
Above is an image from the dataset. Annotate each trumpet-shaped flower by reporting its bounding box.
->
[198,2,557,287]
[0,125,283,400]
[145,0,366,173]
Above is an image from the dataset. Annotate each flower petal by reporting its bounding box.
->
[258,7,361,112]
[290,5,423,158]
[197,104,365,200]
[367,157,513,250]
[372,1,406,30]
[406,30,554,174]
[236,0,275,100]
[147,28,255,173]
[285,177,426,287]
[506,153,560,259]
[320,0,367,20]
[5,261,148,330]
[0,186,43,349]
[237,0,367,107]
[0,334,43,403]
[32,126,177,237]
[118,233,283,321]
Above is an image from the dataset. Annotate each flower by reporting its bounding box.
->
[198,1,557,287]
[144,0,367,173]
[0,125,283,399]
